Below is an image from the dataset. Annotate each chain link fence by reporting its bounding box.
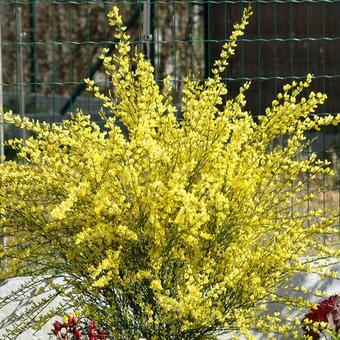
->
[0,0,340,239]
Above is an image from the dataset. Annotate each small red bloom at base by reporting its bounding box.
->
[303,295,340,340]
[52,320,63,336]
[97,330,107,340]
[74,329,82,340]
[51,316,108,340]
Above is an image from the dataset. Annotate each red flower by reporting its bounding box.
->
[97,330,107,340]
[73,329,82,340]
[88,321,97,340]
[65,314,78,329]
[52,320,63,336]
[306,295,339,322]
[303,295,340,339]
[89,321,97,330]
[51,317,108,340]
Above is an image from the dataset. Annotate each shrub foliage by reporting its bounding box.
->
[1,6,340,339]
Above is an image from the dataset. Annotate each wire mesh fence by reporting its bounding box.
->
[0,0,339,240]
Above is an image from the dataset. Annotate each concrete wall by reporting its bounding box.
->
[1,263,339,340]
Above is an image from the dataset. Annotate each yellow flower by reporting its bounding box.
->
[1,4,339,339]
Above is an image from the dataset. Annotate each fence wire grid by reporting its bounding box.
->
[0,0,340,241]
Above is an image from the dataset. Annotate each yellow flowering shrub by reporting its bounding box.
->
[1,6,340,339]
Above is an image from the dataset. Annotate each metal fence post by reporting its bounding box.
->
[0,7,4,163]
[0,4,4,256]
[16,6,26,142]
[142,0,152,60]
